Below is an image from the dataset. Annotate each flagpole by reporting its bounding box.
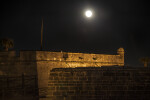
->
[41,18,43,51]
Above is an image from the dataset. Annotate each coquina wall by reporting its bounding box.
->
[1,49,150,100]
[0,48,125,100]
[36,48,124,95]
[0,48,124,76]
[41,67,150,100]
[0,51,37,76]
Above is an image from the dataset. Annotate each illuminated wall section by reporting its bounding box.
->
[36,48,124,97]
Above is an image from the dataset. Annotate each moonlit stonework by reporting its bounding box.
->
[85,10,92,17]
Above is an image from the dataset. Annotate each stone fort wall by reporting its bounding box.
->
[0,48,124,76]
[42,67,150,100]
[35,48,124,93]
[0,49,150,100]
[0,48,125,100]
[0,51,37,76]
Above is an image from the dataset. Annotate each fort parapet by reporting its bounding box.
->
[0,48,124,75]
[0,48,124,100]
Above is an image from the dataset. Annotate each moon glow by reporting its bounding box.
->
[85,10,92,17]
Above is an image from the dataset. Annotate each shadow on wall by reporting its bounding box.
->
[0,51,37,76]
[0,74,38,100]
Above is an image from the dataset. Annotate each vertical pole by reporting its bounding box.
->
[41,18,43,51]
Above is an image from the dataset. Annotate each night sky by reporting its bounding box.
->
[0,0,150,66]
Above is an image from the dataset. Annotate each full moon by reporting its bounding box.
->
[85,10,92,17]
